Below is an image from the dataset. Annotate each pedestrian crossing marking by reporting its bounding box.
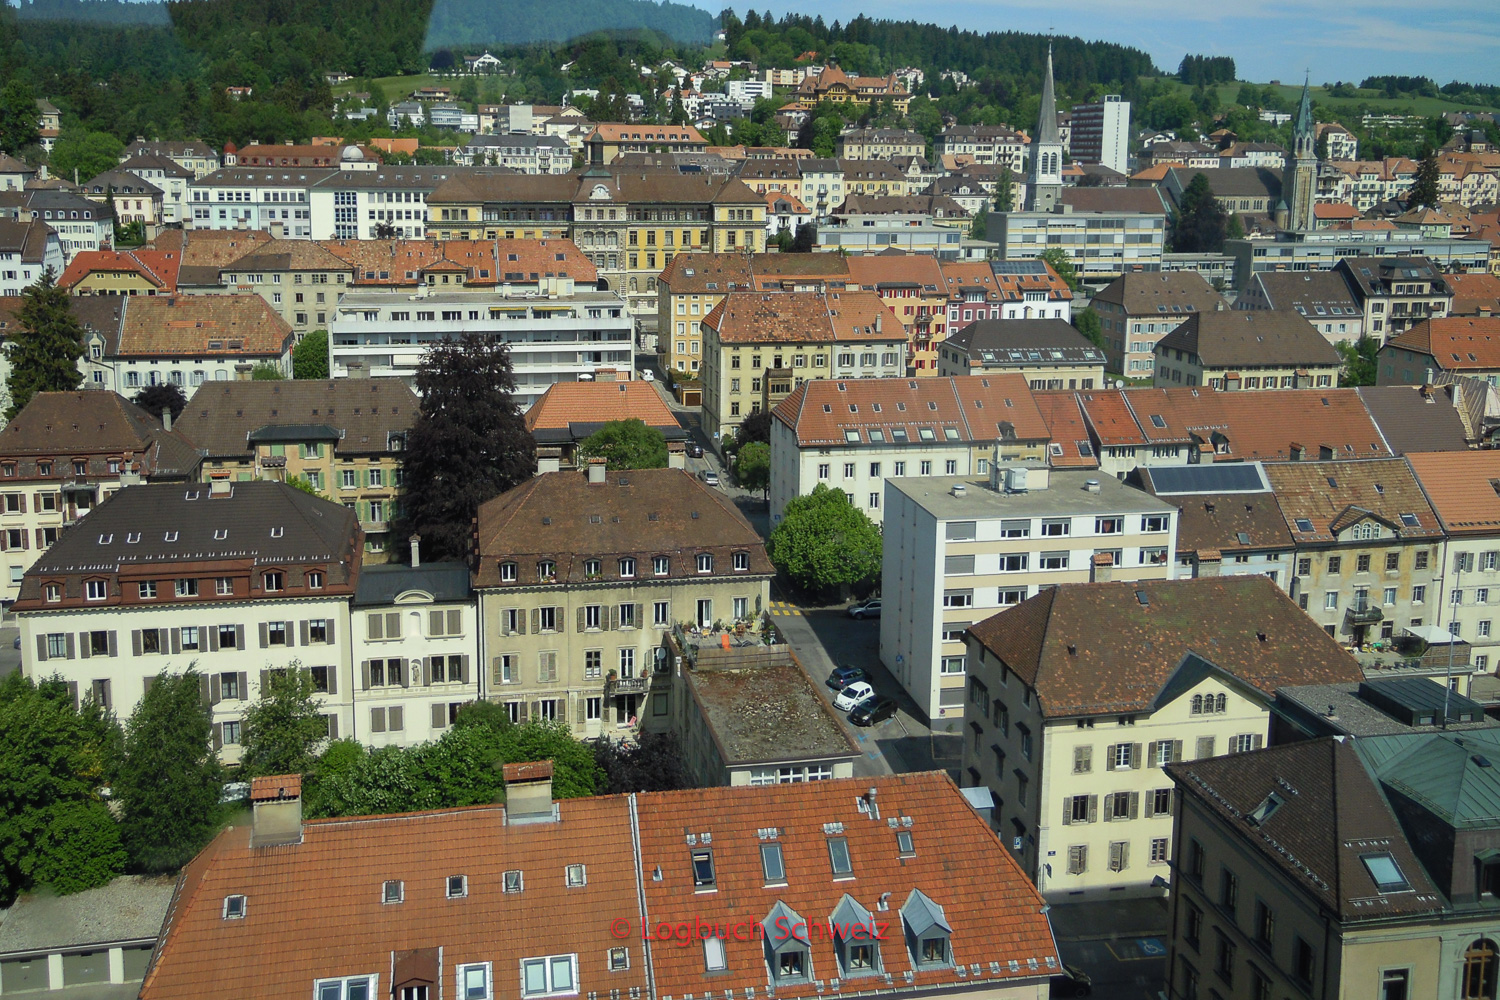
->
[768,600,803,617]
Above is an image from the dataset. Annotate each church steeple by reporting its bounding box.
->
[1278,73,1319,232]
[1293,73,1315,159]
[1025,44,1063,212]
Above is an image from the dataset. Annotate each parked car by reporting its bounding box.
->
[848,696,898,727]
[833,681,876,712]
[700,469,720,487]
[686,441,704,458]
[639,369,655,382]
[847,598,882,620]
[826,664,869,690]
[1048,966,1092,998]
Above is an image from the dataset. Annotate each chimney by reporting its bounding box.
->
[1090,551,1114,583]
[250,774,303,847]
[1289,442,1305,461]
[162,408,173,432]
[586,457,607,484]
[346,360,369,379]
[209,475,232,496]
[234,363,253,381]
[503,760,557,824]
[1083,478,1101,494]
[409,534,421,567]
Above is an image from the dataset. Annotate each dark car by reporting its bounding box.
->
[848,696,898,727]
[1048,965,1092,998]
[847,598,882,620]
[685,441,704,458]
[826,664,869,690]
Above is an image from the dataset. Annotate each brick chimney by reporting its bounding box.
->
[503,760,557,825]
[586,457,607,484]
[250,774,302,847]
[1090,551,1114,583]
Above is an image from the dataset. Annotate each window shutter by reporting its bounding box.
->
[79,632,91,658]
[518,700,529,721]
[530,608,539,632]
[1130,743,1142,769]
[107,632,118,657]
[200,674,213,706]
[460,656,470,684]
[1144,794,1155,819]
[325,665,337,695]
[300,620,310,645]
[327,715,339,739]
[65,633,75,658]
[371,708,386,733]
[35,635,47,661]
[235,625,245,650]
[398,659,410,689]
[447,609,461,635]
[259,622,269,648]
[1252,734,1263,750]
[65,681,78,710]
[285,623,296,648]
[325,619,335,644]
[431,703,446,729]
[260,669,270,693]
[429,609,443,635]
[1172,739,1183,762]
[1147,741,1159,767]
[1104,743,1114,766]
[143,676,154,698]
[171,629,181,654]
[361,661,371,690]
[575,697,586,724]
[421,657,431,686]
[16,494,24,514]
[1061,798,1071,825]
[610,605,620,630]
[515,611,525,635]
[132,630,143,656]
[1088,795,1098,823]
[635,603,644,629]
[1128,791,1140,820]
[208,626,220,652]
[368,614,383,640]
[238,672,248,700]
[577,606,586,633]
[212,723,223,751]
[389,706,403,731]
[530,700,542,720]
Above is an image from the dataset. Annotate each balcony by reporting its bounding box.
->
[1345,600,1384,626]
[607,676,649,696]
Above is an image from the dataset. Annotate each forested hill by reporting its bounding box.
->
[425,0,717,48]
[13,0,167,24]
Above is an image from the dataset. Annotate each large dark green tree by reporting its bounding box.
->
[115,670,223,873]
[0,674,125,902]
[0,80,40,155]
[133,383,187,421]
[594,731,689,793]
[240,664,329,777]
[1408,150,1441,209]
[5,270,84,420]
[769,483,882,597]
[1073,307,1105,350]
[1169,173,1230,253]
[395,333,535,560]
[1337,336,1380,387]
[48,131,124,185]
[1038,247,1080,292]
[293,330,330,380]
[735,440,770,494]
[579,418,667,470]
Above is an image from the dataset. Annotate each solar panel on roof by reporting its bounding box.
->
[1148,464,1268,495]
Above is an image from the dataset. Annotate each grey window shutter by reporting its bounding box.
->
[285,623,296,648]
[1146,741,1158,767]
[300,620,310,645]
[431,702,446,729]
[238,672,248,700]
[399,659,410,689]
[132,631,142,656]
[1128,791,1140,820]
[201,674,213,706]
[326,619,335,644]
[1087,796,1098,823]
[448,609,462,635]
[325,665,337,695]
[530,699,541,720]
[576,606,586,633]
[171,629,181,654]
[107,632,117,657]
[258,623,269,648]
[34,635,46,661]
[66,681,78,709]
[235,625,245,650]
[371,708,386,733]
[430,609,443,635]
[530,608,539,633]
[518,700,529,721]
[421,657,431,686]
[609,605,619,630]
[1144,793,1155,819]
[212,723,223,751]
[208,627,220,652]
[260,669,270,693]
[79,632,91,658]
[327,715,339,739]
[1252,734,1263,750]
[1062,798,1071,826]
[389,706,403,731]
[143,676,155,698]
[516,611,525,635]
[575,696,586,724]
[361,661,371,691]
[65,633,75,658]
[460,656,470,684]
[635,603,644,628]
[1131,743,1143,769]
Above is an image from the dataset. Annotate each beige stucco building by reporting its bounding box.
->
[1152,309,1342,390]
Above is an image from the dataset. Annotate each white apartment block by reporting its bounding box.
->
[329,289,632,407]
[189,168,336,237]
[1069,97,1130,176]
[880,467,1178,731]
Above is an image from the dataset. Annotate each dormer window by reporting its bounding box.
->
[264,572,283,592]
[761,901,811,984]
[901,889,953,968]
[44,583,60,602]
[831,894,879,976]
[308,571,324,589]
[653,555,669,576]
[584,559,601,577]
[618,557,635,578]
[538,560,555,582]
[733,551,749,572]
[696,553,713,574]
[85,579,107,601]
[382,879,404,903]
[500,561,517,583]
[223,894,247,919]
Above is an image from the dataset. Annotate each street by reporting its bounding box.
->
[1048,898,1170,1000]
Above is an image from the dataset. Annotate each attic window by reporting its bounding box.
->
[1326,477,1338,489]
[271,527,284,538]
[844,429,861,443]
[223,894,247,919]
[827,837,853,877]
[503,870,523,893]
[1360,853,1411,893]
[823,404,832,413]
[1150,415,1166,429]
[565,864,586,887]
[1295,518,1315,533]
[1245,791,1283,826]
[896,830,915,856]
[1374,484,1384,494]
[691,848,716,889]
[382,880,404,904]
[1400,513,1420,528]
[447,875,468,898]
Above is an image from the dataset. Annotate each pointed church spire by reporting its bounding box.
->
[1037,44,1060,146]
[1295,73,1313,142]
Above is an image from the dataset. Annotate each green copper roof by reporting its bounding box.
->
[1358,729,1500,828]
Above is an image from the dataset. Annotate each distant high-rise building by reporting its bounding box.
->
[1025,45,1063,212]
[1070,95,1130,175]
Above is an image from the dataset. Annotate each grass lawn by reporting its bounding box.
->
[1147,77,1500,117]
[334,73,456,100]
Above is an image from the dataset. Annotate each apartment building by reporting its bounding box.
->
[0,218,65,295]
[80,294,295,393]
[3,190,111,259]
[1152,309,1342,390]
[1378,316,1500,385]
[139,770,1058,1000]
[117,153,193,225]
[962,576,1362,897]
[1166,733,1500,1000]
[881,466,1178,730]
[203,238,352,337]
[934,125,1029,172]
[793,64,912,113]
[175,379,418,561]
[120,139,220,179]
[700,290,905,445]
[454,134,572,172]
[1263,458,1444,646]
[1225,232,1486,292]
[306,166,488,241]
[844,253,950,373]
[1090,272,1225,376]
[473,467,773,737]
[938,319,1107,388]
[188,167,338,237]
[1069,96,1130,175]
[1134,463,1295,585]
[991,189,1168,283]
[768,375,1051,526]
[0,392,201,603]
[1233,270,1366,345]
[1406,450,1500,671]
[1333,255,1454,342]
[16,481,361,764]
[81,169,163,237]
[584,123,707,163]
[834,128,926,160]
[526,380,687,471]
[940,259,1074,329]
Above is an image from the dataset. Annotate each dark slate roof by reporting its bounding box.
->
[177,379,418,458]
[1356,386,1471,454]
[1136,465,1293,556]
[1059,187,1165,214]
[0,391,201,478]
[1168,738,1445,922]
[353,562,471,607]
[966,577,1363,718]
[945,319,1106,367]
[1166,166,1283,201]
[1159,309,1342,367]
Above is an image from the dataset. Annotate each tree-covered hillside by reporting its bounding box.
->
[426,0,716,49]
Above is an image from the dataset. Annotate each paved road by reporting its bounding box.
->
[1049,897,1170,1000]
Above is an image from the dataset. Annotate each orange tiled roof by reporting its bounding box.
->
[844,252,944,292]
[323,239,596,287]
[117,295,293,358]
[1447,273,1500,316]
[771,374,1049,447]
[1262,457,1442,544]
[59,249,181,292]
[1406,450,1500,534]
[588,123,706,144]
[1388,316,1500,370]
[1313,202,1361,220]
[524,381,680,432]
[1029,391,1099,468]
[703,291,904,345]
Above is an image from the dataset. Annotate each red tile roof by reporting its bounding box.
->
[845,252,944,293]
[771,375,1049,447]
[59,249,181,292]
[1261,458,1442,545]
[702,291,904,345]
[1388,316,1500,371]
[1405,450,1500,534]
[117,295,293,358]
[1029,391,1099,468]
[524,381,680,433]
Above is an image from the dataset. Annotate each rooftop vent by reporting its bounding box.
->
[951,484,967,498]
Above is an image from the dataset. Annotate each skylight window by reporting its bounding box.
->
[448,875,468,898]
[691,848,716,888]
[223,894,247,919]
[761,843,786,884]
[1150,415,1166,428]
[503,870,523,893]
[896,831,915,857]
[1360,852,1411,892]
[1295,518,1315,533]
[382,880,403,904]
[828,837,853,877]
[1400,513,1420,528]
[1245,792,1283,826]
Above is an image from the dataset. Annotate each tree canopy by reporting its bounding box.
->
[1337,336,1379,387]
[1408,150,1441,209]
[239,664,329,777]
[593,731,689,793]
[579,418,667,470]
[768,483,882,597]
[1169,173,1230,253]
[0,80,40,155]
[293,330,330,380]
[250,362,286,380]
[1038,248,1079,292]
[5,270,84,420]
[735,440,769,494]
[394,333,535,561]
[133,383,187,421]
[49,131,125,184]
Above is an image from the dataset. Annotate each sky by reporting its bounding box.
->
[751,0,1500,87]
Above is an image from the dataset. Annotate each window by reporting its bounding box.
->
[1220,868,1238,914]
[1112,743,1135,769]
[696,553,713,573]
[458,965,489,1000]
[383,879,404,903]
[500,562,517,583]
[1073,745,1092,773]
[1293,937,1316,985]
[138,580,157,600]
[565,864,586,887]
[1215,931,1235,985]
[653,555,669,576]
[691,848,715,888]
[653,601,670,627]
[316,977,376,1000]
[1067,845,1087,874]
[539,607,557,632]
[1150,838,1170,864]
[216,577,234,595]
[85,579,107,601]
[521,956,576,998]
[1255,899,1275,948]
[761,843,785,884]
[1381,968,1410,1000]
[827,837,853,876]
[1361,852,1410,892]
[704,935,727,972]
[503,870,523,893]
[618,557,635,578]
[1068,795,1094,823]
[1325,591,1339,611]
[1328,556,1342,573]
[223,894,247,919]
[1095,516,1123,534]
[940,656,966,675]
[1413,585,1427,604]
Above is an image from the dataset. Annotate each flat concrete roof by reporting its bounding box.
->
[334,289,623,307]
[0,876,175,956]
[889,469,1177,521]
[686,659,861,767]
[1278,682,1500,738]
